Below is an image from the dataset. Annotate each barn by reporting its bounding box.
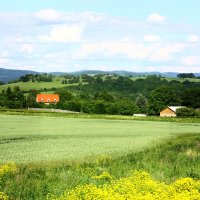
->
[36,94,59,104]
[160,106,185,117]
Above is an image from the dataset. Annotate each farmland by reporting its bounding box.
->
[0,113,200,199]
[0,114,200,164]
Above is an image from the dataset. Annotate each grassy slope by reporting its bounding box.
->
[1,134,199,199]
[0,77,66,91]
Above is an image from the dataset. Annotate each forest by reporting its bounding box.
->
[0,73,200,116]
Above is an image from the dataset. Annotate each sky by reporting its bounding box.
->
[0,0,200,72]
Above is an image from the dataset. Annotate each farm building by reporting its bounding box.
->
[36,94,59,104]
[160,106,185,117]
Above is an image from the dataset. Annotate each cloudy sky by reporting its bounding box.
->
[0,0,200,72]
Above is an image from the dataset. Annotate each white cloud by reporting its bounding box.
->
[187,34,199,42]
[143,35,162,42]
[6,36,33,44]
[0,51,9,57]
[35,9,63,21]
[0,58,9,65]
[75,42,149,60]
[147,13,166,25]
[0,10,200,73]
[181,56,200,66]
[38,24,84,43]
[20,44,34,54]
[149,43,186,61]
[74,41,185,62]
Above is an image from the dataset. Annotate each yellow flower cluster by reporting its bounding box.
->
[0,192,8,200]
[0,162,17,177]
[92,171,113,181]
[0,163,17,200]
[47,171,200,200]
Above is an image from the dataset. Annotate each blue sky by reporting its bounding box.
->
[0,0,200,72]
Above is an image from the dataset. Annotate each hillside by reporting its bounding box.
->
[1,67,200,82]
[0,68,39,82]
[51,70,180,77]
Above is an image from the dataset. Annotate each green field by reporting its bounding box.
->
[0,77,66,91]
[0,113,200,199]
[0,114,200,164]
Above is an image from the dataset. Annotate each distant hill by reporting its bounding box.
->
[1,68,200,82]
[0,68,39,82]
[51,70,200,78]
[51,70,180,77]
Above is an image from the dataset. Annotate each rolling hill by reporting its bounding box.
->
[0,68,39,82]
[1,67,200,82]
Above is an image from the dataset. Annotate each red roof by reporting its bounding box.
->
[36,94,59,103]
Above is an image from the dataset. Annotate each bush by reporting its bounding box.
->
[176,108,197,117]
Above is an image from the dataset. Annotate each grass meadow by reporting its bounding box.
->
[0,113,200,199]
[0,77,66,91]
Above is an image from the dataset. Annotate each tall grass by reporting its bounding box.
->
[0,134,199,200]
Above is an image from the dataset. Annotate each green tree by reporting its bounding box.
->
[181,88,200,108]
[176,107,196,117]
[148,86,180,115]
[27,90,40,108]
[136,94,147,113]
[116,99,138,115]
[94,100,106,114]
[63,100,81,112]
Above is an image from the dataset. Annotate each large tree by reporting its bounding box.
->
[148,86,181,115]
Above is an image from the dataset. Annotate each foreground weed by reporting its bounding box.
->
[47,171,200,200]
[0,163,17,200]
[0,163,17,177]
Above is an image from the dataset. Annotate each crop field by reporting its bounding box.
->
[0,113,200,199]
[0,114,200,164]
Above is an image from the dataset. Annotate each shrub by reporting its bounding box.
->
[176,108,197,117]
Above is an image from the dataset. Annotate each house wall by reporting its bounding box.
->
[160,108,176,117]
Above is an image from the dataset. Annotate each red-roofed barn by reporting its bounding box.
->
[36,94,59,104]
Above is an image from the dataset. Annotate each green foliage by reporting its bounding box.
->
[177,73,195,78]
[148,86,181,115]
[63,100,81,112]
[115,99,139,115]
[181,88,200,108]
[0,87,26,109]
[19,73,53,83]
[94,100,106,114]
[94,91,114,102]
[26,90,41,108]
[176,108,197,117]
[136,93,147,113]
[1,73,200,115]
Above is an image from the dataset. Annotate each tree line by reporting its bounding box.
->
[0,74,200,116]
